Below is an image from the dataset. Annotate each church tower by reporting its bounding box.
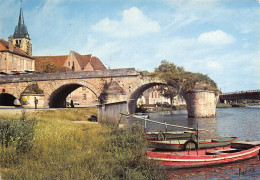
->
[12,2,32,56]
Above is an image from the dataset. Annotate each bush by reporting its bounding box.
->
[0,111,36,166]
[0,111,36,153]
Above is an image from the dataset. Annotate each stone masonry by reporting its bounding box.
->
[184,90,218,118]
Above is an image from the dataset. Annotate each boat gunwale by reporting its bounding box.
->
[147,146,260,162]
[148,137,238,145]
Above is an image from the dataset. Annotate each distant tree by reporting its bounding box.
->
[157,85,178,106]
[40,60,58,73]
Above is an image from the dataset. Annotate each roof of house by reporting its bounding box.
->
[34,55,69,72]
[90,56,107,70]
[34,51,106,72]
[71,51,106,70]
[72,51,92,70]
[0,39,32,59]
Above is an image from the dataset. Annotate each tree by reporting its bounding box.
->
[39,60,58,73]
[153,60,218,95]
[157,85,178,106]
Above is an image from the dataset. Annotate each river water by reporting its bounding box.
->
[131,106,260,179]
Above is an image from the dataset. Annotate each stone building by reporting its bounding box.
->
[34,51,107,107]
[0,7,34,73]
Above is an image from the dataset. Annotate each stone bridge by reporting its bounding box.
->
[0,68,218,121]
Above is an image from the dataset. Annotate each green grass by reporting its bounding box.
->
[216,103,232,108]
[0,108,166,180]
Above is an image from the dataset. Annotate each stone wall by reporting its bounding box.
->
[184,90,218,118]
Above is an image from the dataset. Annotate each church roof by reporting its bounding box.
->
[13,8,30,39]
[0,39,33,59]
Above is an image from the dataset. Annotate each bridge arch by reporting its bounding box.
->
[48,82,99,108]
[0,93,17,106]
[128,81,180,114]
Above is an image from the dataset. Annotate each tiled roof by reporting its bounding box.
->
[90,56,106,70]
[71,51,106,70]
[71,51,91,70]
[34,51,106,72]
[34,55,68,72]
[0,39,32,59]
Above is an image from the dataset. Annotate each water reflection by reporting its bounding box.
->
[170,157,260,180]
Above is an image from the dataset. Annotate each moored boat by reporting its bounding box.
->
[145,131,196,141]
[133,113,149,119]
[147,141,260,169]
[148,137,238,151]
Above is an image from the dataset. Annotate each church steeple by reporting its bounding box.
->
[13,7,29,39]
[12,1,32,56]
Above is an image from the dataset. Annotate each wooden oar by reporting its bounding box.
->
[120,113,209,132]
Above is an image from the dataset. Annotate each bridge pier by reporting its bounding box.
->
[184,90,218,118]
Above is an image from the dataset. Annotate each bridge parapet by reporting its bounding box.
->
[0,68,139,84]
[221,89,260,95]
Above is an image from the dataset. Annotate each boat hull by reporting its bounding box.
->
[147,146,260,169]
[148,137,238,151]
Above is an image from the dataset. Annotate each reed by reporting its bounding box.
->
[0,108,166,180]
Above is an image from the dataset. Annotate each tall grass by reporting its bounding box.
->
[0,108,166,180]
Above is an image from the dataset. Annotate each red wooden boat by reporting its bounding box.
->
[147,141,260,169]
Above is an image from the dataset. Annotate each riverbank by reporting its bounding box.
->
[217,103,260,108]
[0,108,166,179]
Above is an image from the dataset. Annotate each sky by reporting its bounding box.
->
[0,0,259,93]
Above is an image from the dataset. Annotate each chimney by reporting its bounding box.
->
[8,36,14,52]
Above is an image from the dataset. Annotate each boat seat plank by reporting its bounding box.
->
[206,148,239,155]
[231,141,260,149]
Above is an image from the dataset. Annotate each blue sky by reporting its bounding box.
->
[0,0,259,92]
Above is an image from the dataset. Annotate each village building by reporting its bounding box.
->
[0,7,34,74]
[137,86,186,107]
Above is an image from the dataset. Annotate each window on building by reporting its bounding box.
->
[72,62,75,71]
[68,62,70,66]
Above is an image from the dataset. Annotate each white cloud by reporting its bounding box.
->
[198,30,235,45]
[91,7,160,38]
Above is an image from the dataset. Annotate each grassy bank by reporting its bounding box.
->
[0,108,166,180]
